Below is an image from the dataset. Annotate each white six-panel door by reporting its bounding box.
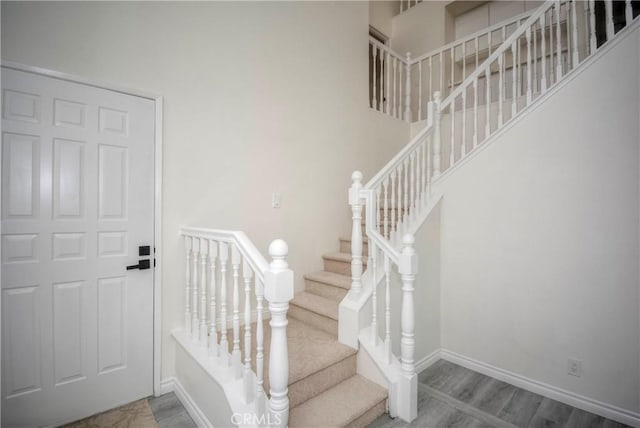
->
[1,67,155,427]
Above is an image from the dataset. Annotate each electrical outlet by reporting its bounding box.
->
[271,193,281,209]
[568,358,582,377]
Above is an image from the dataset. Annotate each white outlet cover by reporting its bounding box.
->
[568,358,583,377]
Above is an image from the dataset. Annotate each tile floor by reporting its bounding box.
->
[148,392,197,428]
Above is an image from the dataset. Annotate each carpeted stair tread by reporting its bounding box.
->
[285,318,356,385]
[289,375,387,427]
[224,318,356,389]
[291,291,339,320]
[304,271,351,290]
[322,252,367,265]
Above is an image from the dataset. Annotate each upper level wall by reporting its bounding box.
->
[1,1,409,382]
[436,24,640,413]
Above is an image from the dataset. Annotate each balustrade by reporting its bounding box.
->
[180,228,292,428]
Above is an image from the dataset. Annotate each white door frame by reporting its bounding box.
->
[0,60,164,403]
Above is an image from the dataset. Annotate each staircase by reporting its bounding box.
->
[172,2,640,427]
[286,236,386,427]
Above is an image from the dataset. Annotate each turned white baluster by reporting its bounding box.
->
[404,52,412,122]
[396,164,403,234]
[420,137,429,201]
[185,236,192,335]
[376,186,382,235]
[626,0,633,26]
[428,56,433,108]
[208,239,218,357]
[418,61,423,121]
[403,159,409,223]
[498,55,504,127]
[266,240,293,428]
[231,245,242,377]
[571,0,579,67]
[383,178,390,239]
[555,1,562,79]
[199,239,208,345]
[349,171,363,294]
[409,151,416,216]
[390,170,397,238]
[540,13,547,92]
[432,91,442,178]
[533,20,538,93]
[426,133,432,197]
[605,0,614,41]
[511,41,517,117]
[526,27,532,104]
[255,277,266,416]
[439,52,444,96]
[398,61,404,119]
[399,234,416,376]
[549,8,555,84]
[372,46,378,110]
[485,67,491,138]
[384,254,391,364]
[219,242,229,360]
[386,51,391,114]
[392,57,397,118]
[191,238,200,341]
[473,77,478,148]
[370,240,378,345]
[450,100,455,166]
[449,46,455,98]
[589,0,596,53]
[242,259,253,403]
[461,90,467,157]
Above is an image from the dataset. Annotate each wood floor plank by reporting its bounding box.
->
[527,398,574,428]
[497,388,544,427]
[471,378,518,417]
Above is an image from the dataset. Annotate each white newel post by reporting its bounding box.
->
[397,234,418,421]
[432,91,442,178]
[265,240,293,428]
[349,171,364,294]
[404,52,412,123]
[184,236,192,335]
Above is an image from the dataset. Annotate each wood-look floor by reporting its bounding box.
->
[369,359,631,428]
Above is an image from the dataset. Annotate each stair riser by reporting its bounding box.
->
[324,258,353,276]
[290,355,357,409]
[305,279,348,302]
[289,304,338,336]
[339,240,369,257]
[346,399,387,428]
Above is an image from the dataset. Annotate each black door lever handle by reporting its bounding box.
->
[127,259,151,270]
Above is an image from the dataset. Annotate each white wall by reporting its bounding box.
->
[370,1,399,39]
[391,1,452,58]
[1,1,410,382]
[436,26,640,412]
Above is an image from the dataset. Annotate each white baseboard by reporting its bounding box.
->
[439,349,640,428]
[415,348,442,373]
[159,377,213,428]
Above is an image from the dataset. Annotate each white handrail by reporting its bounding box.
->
[441,0,555,108]
[365,124,433,190]
[181,227,269,282]
[410,9,535,64]
[369,36,407,65]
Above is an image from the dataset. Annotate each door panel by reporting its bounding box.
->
[1,67,155,427]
